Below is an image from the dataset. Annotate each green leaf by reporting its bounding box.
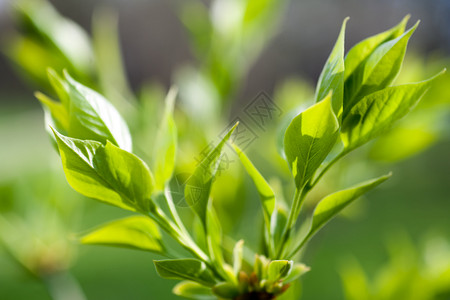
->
[184,123,238,227]
[282,263,310,283]
[153,87,178,191]
[307,174,391,242]
[284,93,339,189]
[233,240,244,275]
[268,260,293,281]
[35,92,69,134]
[64,71,132,152]
[344,16,409,82]
[341,71,445,152]
[233,144,275,231]
[80,216,165,254]
[315,17,348,119]
[154,259,217,286]
[270,206,288,248]
[47,68,70,108]
[206,206,225,273]
[212,282,240,299]
[13,0,93,77]
[53,130,155,212]
[344,21,419,115]
[173,281,214,299]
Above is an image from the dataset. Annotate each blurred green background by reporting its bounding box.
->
[0,0,449,299]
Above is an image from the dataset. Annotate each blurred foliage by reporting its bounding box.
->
[0,0,449,299]
[339,233,450,300]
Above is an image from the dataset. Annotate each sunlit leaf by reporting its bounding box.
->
[35,91,69,133]
[53,130,154,212]
[284,93,339,189]
[341,71,445,152]
[344,16,409,81]
[344,21,418,115]
[184,123,237,227]
[154,258,216,286]
[232,240,244,275]
[14,0,93,76]
[173,281,214,299]
[64,71,132,152]
[282,263,310,283]
[212,282,240,299]
[268,260,293,281]
[153,87,178,191]
[233,144,275,230]
[315,18,348,119]
[81,216,165,254]
[305,174,391,244]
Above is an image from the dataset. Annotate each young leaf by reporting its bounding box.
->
[267,260,293,281]
[315,17,348,119]
[284,93,339,189]
[206,206,226,273]
[270,206,288,248]
[64,71,132,152]
[47,68,70,108]
[233,144,275,231]
[344,16,409,82]
[233,240,244,275]
[212,282,240,299]
[153,87,178,191]
[35,92,69,134]
[341,71,445,152]
[344,22,419,115]
[53,130,155,212]
[302,173,391,249]
[173,281,215,300]
[154,259,217,286]
[184,123,238,227]
[282,263,310,283]
[81,216,165,254]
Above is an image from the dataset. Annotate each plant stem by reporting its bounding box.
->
[309,151,346,190]
[276,152,347,259]
[275,188,303,258]
[150,208,211,265]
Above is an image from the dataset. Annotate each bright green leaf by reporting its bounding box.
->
[154,258,216,286]
[184,123,238,227]
[268,260,293,281]
[47,68,70,108]
[284,93,339,189]
[233,144,275,231]
[344,16,409,82]
[344,21,419,115]
[212,282,240,299]
[233,240,244,275]
[315,17,348,119]
[282,263,310,283]
[64,71,132,152]
[14,0,93,76]
[341,71,445,152]
[53,130,154,212]
[270,206,288,248]
[153,87,178,191]
[173,281,214,299]
[307,174,391,242]
[35,91,69,134]
[81,216,165,254]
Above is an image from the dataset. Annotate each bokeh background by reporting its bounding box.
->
[0,0,449,299]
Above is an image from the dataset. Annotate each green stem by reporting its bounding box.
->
[275,188,304,259]
[150,208,211,266]
[309,151,346,190]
